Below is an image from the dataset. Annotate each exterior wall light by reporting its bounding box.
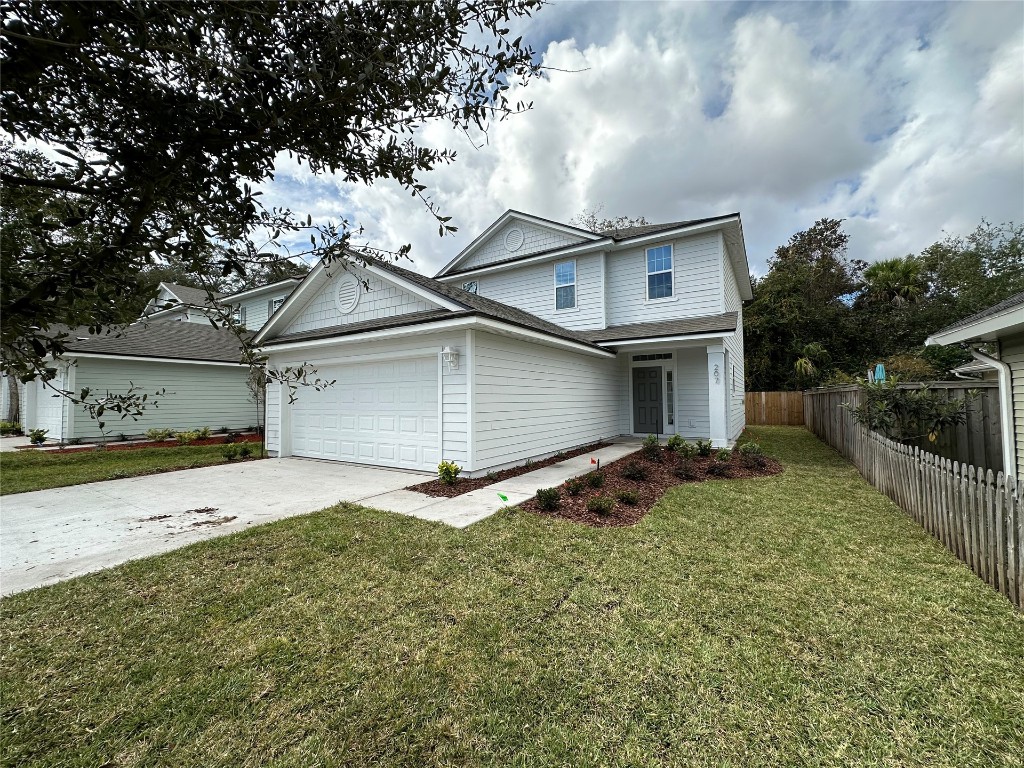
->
[441,345,460,371]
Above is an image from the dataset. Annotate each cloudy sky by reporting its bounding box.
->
[263,0,1024,277]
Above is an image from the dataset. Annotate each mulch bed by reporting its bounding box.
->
[520,446,784,528]
[22,433,264,454]
[406,442,611,498]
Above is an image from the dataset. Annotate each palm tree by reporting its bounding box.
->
[863,257,925,306]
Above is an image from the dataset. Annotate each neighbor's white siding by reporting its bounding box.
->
[606,232,723,326]
[673,347,712,439]
[475,253,605,330]
[459,221,589,271]
[238,290,293,331]
[721,249,745,440]
[266,330,468,466]
[1002,332,1024,478]
[284,266,438,336]
[472,331,621,469]
[265,380,281,454]
[67,358,253,439]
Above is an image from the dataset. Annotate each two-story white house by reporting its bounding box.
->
[256,210,751,475]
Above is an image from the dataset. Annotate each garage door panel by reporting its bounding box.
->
[291,357,438,471]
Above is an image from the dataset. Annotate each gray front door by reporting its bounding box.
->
[632,366,662,434]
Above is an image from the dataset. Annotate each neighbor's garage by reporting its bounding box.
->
[290,357,439,471]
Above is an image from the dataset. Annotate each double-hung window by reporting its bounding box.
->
[646,244,673,300]
[554,260,576,310]
[269,297,284,316]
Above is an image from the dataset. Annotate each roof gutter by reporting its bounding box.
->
[969,348,1017,477]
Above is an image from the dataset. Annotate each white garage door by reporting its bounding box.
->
[34,373,65,440]
[291,357,439,471]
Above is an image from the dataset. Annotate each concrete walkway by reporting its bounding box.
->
[1,441,639,595]
[0,436,32,452]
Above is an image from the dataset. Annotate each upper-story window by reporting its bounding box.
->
[646,244,673,300]
[462,281,478,294]
[554,260,576,310]
[269,297,285,315]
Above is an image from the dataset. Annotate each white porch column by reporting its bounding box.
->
[706,344,728,447]
[277,379,292,458]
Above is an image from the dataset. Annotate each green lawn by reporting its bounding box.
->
[1,427,1021,767]
[0,444,259,495]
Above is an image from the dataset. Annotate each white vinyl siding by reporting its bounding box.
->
[606,232,723,325]
[265,380,281,454]
[472,332,621,468]
[236,290,292,331]
[1002,332,1024,478]
[474,253,604,330]
[66,358,254,439]
[669,348,711,439]
[721,254,745,439]
[284,267,438,336]
[459,221,588,271]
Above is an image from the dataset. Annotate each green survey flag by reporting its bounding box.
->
[497,492,508,502]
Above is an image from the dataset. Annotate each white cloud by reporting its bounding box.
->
[265,1,1024,277]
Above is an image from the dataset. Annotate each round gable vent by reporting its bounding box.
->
[335,273,361,315]
[504,227,525,252]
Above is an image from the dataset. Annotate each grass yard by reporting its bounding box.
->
[1,427,1021,767]
[0,444,261,495]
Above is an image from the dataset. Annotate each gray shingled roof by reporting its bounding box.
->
[61,322,249,363]
[441,213,739,277]
[264,309,464,345]
[576,313,738,343]
[161,283,225,307]
[932,292,1024,336]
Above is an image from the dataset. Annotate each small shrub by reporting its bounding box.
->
[674,458,698,481]
[738,441,768,469]
[616,490,639,506]
[674,441,697,459]
[0,421,23,436]
[146,428,173,441]
[715,448,732,462]
[706,461,732,478]
[66,437,82,446]
[585,470,605,489]
[116,433,127,442]
[641,433,662,461]
[437,459,462,486]
[224,432,239,444]
[485,470,499,482]
[695,439,714,457]
[587,495,615,515]
[535,487,561,511]
[565,477,585,496]
[196,426,212,439]
[176,430,200,445]
[666,434,685,452]
[222,445,239,461]
[27,428,48,445]
[218,426,229,434]
[621,461,647,481]
[238,444,253,458]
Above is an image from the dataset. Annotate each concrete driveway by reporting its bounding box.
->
[1,458,426,595]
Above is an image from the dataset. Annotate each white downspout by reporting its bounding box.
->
[970,348,1017,478]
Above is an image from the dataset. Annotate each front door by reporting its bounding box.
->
[632,366,662,434]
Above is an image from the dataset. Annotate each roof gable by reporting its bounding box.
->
[435,210,601,277]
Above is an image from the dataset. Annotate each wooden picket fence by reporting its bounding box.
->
[745,391,804,425]
[805,391,1022,609]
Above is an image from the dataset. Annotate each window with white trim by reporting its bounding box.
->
[554,260,576,310]
[462,281,478,294]
[646,244,673,300]
[269,297,284,315]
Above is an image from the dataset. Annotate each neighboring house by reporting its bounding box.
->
[255,210,751,475]
[926,291,1024,478]
[143,279,301,329]
[22,323,256,442]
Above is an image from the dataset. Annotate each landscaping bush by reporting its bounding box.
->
[27,428,48,445]
[706,461,732,478]
[535,487,561,511]
[437,460,462,486]
[0,421,23,436]
[715,448,732,462]
[666,434,685,452]
[145,428,173,441]
[585,470,605,489]
[695,439,714,457]
[176,430,200,445]
[674,458,698,481]
[218,426,229,434]
[116,433,127,442]
[565,477,585,496]
[222,445,239,461]
[621,461,647,481]
[616,490,639,506]
[224,432,239,444]
[674,440,697,459]
[197,426,212,439]
[587,495,615,515]
[738,441,768,469]
[641,433,662,461]
[66,437,82,446]
[238,444,253,458]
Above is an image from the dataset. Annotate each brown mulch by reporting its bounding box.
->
[22,433,264,454]
[406,442,611,498]
[520,447,784,528]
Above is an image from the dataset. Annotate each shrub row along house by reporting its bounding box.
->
[256,210,750,475]
[5,210,750,458]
